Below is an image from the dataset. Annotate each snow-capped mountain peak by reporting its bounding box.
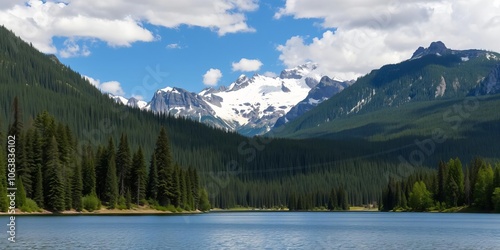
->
[109,63,352,136]
[108,94,148,110]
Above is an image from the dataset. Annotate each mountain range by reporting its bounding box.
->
[110,63,352,136]
[271,41,500,139]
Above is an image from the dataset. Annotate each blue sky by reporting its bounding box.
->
[1,0,500,101]
[57,3,325,99]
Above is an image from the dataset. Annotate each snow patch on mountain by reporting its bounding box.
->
[435,76,446,98]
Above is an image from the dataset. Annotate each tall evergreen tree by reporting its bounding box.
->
[104,138,118,208]
[147,152,158,201]
[116,133,131,196]
[81,145,96,196]
[474,165,494,210]
[338,187,349,210]
[44,136,65,211]
[464,167,471,205]
[33,165,44,208]
[470,157,487,202]
[198,188,211,211]
[437,160,447,203]
[154,127,175,206]
[72,162,83,211]
[95,146,106,199]
[493,165,500,189]
[30,129,43,200]
[189,167,200,209]
[131,147,147,205]
[327,188,338,210]
[0,124,8,212]
[16,178,27,208]
[445,158,464,206]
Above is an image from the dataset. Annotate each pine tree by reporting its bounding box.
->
[154,128,175,206]
[445,158,464,206]
[44,136,65,212]
[0,127,8,212]
[474,165,494,210]
[33,165,44,208]
[30,129,43,202]
[104,139,118,209]
[437,160,447,203]
[464,167,471,205]
[95,146,106,199]
[147,152,158,201]
[64,173,72,210]
[116,133,131,196]
[16,178,27,208]
[72,162,83,211]
[125,188,132,209]
[131,147,147,205]
[327,188,338,210]
[189,167,200,209]
[81,145,96,196]
[185,169,194,210]
[180,170,188,209]
[172,165,181,207]
[493,165,500,189]
[338,187,349,210]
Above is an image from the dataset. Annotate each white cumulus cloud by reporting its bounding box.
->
[60,38,91,58]
[276,0,500,80]
[0,0,258,56]
[84,75,125,96]
[232,58,263,72]
[203,68,223,86]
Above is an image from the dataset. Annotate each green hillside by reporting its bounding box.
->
[272,49,500,137]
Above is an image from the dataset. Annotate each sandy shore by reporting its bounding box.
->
[0,207,203,215]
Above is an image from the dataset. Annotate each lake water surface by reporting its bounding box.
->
[3,212,500,249]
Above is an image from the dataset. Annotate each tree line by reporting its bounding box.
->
[381,157,500,212]
[0,99,210,212]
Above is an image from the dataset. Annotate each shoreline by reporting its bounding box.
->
[0,207,204,216]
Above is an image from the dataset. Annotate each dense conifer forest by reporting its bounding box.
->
[382,157,500,212]
[1,25,499,212]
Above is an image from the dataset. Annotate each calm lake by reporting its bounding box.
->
[3,212,500,249]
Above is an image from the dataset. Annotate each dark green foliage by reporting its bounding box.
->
[104,143,119,209]
[72,162,83,211]
[33,165,44,207]
[474,165,494,210]
[16,178,26,208]
[0,126,8,212]
[437,160,447,203]
[116,134,131,196]
[125,188,132,209]
[493,188,500,212]
[493,165,500,190]
[81,145,96,196]
[44,136,65,212]
[147,152,158,201]
[154,127,175,206]
[445,158,464,207]
[131,147,147,205]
